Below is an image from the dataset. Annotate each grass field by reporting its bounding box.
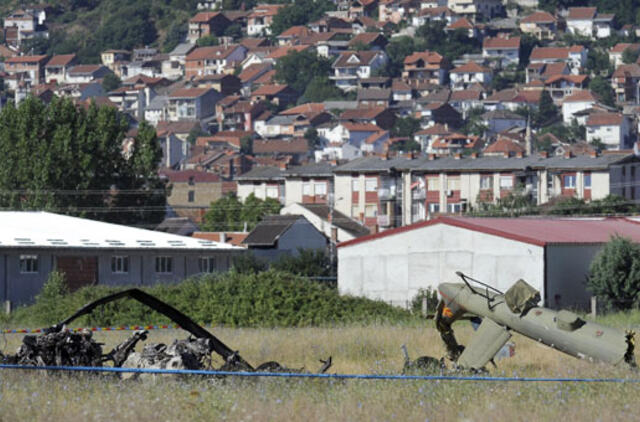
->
[1,322,640,421]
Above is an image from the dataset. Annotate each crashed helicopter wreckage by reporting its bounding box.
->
[0,288,332,376]
[423,272,637,371]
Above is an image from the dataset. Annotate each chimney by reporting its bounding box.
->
[470,152,478,159]
[220,232,227,243]
[516,151,524,158]
[454,153,462,160]
[564,151,573,159]
[589,150,598,158]
[428,153,436,160]
[540,151,548,158]
[503,151,510,158]
[279,162,288,170]
[331,227,338,243]
[525,115,533,156]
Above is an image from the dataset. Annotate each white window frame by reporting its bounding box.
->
[428,203,440,213]
[351,178,359,192]
[584,173,592,189]
[448,203,462,213]
[480,175,492,190]
[111,256,129,274]
[314,182,327,196]
[564,175,576,189]
[19,255,38,274]
[447,177,460,191]
[499,176,514,190]
[427,177,440,191]
[155,256,173,274]
[303,182,311,196]
[266,186,279,199]
[365,178,378,192]
[198,256,216,273]
[364,204,378,217]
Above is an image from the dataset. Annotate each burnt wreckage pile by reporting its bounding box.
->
[0,289,332,375]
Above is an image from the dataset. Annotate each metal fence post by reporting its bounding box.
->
[4,300,10,315]
[422,296,428,317]
[591,296,597,319]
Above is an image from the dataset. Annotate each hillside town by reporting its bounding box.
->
[2,1,640,310]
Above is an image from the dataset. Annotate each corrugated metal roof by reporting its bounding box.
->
[236,166,284,181]
[339,216,640,248]
[0,212,240,250]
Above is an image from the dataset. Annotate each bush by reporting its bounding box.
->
[8,271,417,328]
[271,249,330,278]
[588,235,640,311]
[410,288,439,316]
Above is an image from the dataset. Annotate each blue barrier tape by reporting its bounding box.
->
[1,364,640,383]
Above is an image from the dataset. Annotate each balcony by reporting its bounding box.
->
[412,189,426,200]
[378,187,396,200]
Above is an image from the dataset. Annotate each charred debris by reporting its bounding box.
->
[0,289,332,376]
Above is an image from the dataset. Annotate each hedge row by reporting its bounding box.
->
[5,270,418,328]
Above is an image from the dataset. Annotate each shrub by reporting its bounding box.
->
[410,288,439,316]
[588,235,640,311]
[8,270,417,328]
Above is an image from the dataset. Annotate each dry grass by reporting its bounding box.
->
[1,324,639,421]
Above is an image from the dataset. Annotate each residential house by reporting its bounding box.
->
[250,84,299,108]
[44,54,77,84]
[339,106,397,130]
[609,43,640,68]
[378,0,420,24]
[428,132,481,155]
[100,49,131,72]
[167,87,222,122]
[445,17,477,38]
[347,32,388,51]
[108,84,156,121]
[236,166,285,203]
[280,203,369,243]
[238,63,273,95]
[66,65,112,84]
[519,11,558,40]
[566,7,614,39]
[526,61,570,83]
[253,138,311,164]
[449,89,483,118]
[3,8,48,48]
[247,4,284,36]
[544,74,589,103]
[447,0,503,21]
[411,5,458,27]
[275,25,312,46]
[187,11,231,42]
[185,44,248,78]
[482,36,520,68]
[483,137,526,157]
[163,43,197,80]
[348,0,379,18]
[481,109,526,136]
[4,55,48,85]
[330,50,388,92]
[243,215,327,261]
[528,46,587,75]
[414,123,451,151]
[585,113,632,150]
[449,61,492,90]
[612,64,640,104]
[161,170,226,222]
[357,88,392,107]
[193,73,241,96]
[562,90,597,124]
[402,50,450,86]
[415,102,463,128]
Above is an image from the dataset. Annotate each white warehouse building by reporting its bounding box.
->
[337,216,640,310]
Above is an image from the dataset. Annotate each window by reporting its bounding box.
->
[188,190,195,202]
[314,183,327,196]
[447,177,460,191]
[499,176,513,190]
[584,173,592,189]
[480,175,493,190]
[19,255,38,274]
[266,186,278,199]
[563,175,576,189]
[448,203,462,213]
[365,178,378,192]
[155,256,173,274]
[427,177,440,191]
[364,204,377,217]
[188,176,195,186]
[198,256,216,273]
[111,256,129,274]
[428,203,440,213]
[303,182,311,196]
[351,205,360,218]
[351,178,359,192]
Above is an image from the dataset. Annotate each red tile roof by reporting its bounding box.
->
[610,43,640,54]
[278,25,311,38]
[484,138,525,154]
[447,17,473,29]
[339,216,640,249]
[563,89,596,103]
[280,102,325,115]
[342,122,382,132]
[186,45,242,61]
[450,61,491,74]
[521,11,557,24]
[567,7,597,20]
[251,83,290,96]
[544,74,588,85]
[450,90,482,101]
[253,137,309,154]
[169,87,212,98]
[5,54,48,64]
[530,46,584,61]
[46,54,76,67]
[192,232,248,247]
[340,106,386,120]
[482,36,520,50]
[334,50,383,67]
[190,11,224,23]
[403,50,444,65]
[160,169,221,183]
[266,44,309,59]
[248,4,284,18]
[586,112,624,126]
[348,32,386,47]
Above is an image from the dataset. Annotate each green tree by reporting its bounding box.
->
[623,47,640,64]
[0,97,165,225]
[586,48,612,76]
[272,248,331,277]
[274,50,333,94]
[102,73,122,92]
[196,34,219,47]
[381,36,417,77]
[224,23,243,39]
[187,125,208,145]
[163,21,187,53]
[270,0,335,35]
[589,75,616,107]
[202,193,282,232]
[588,236,640,311]
[534,90,559,127]
[302,76,344,102]
[389,139,421,152]
[304,128,322,149]
[519,33,540,68]
[240,135,253,154]
[391,116,421,138]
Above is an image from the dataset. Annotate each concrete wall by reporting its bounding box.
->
[0,249,241,307]
[545,244,602,310]
[251,219,327,262]
[338,223,545,308]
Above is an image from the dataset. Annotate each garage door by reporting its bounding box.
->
[56,256,98,292]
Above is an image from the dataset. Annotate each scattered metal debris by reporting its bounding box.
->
[0,289,332,376]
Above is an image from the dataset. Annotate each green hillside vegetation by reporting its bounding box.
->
[4,270,417,328]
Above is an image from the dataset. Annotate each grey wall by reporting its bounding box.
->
[1,248,242,307]
[252,220,327,262]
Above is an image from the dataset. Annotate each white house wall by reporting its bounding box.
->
[338,223,545,308]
